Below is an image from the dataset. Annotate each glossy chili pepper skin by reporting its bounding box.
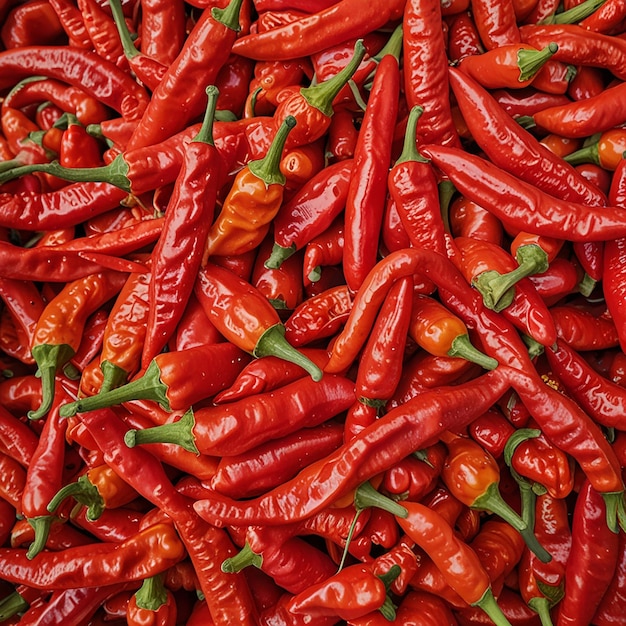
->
[471,0,520,49]
[193,367,512,527]
[126,574,177,626]
[593,530,626,625]
[125,374,355,457]
[422,145,626,242]
[550,305,619,351]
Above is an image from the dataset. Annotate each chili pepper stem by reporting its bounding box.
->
[0,154,132,191]
[0,591,29,621]
[474,244,549,311]
[210,0,244,31]
[300,40,367,117]
[439,179,456,235]
[563,143,600,167]
[354,481,408,519]
[517,44,558,83]
[192,86,219,145]
[377,564,401,621]
[473,482,552,563]
[29,343,75,420]
[395,106,427,166]
[528,597,556,626]
[540,0,606,24]
[448,335,499,370]
[59,359,171,417]
[577,273,597,298]
[109,0,140,60]
[473,587,514,626]
[221,542,263,573]
[99,360,129,394]
[47,475,104,521]
[601,491,626,534]
[124,409,199,454]
[26,515,56,560]
[265,242,297,269]
[134,574,168,611]
[249,116,296,187]
[254,324,323,381]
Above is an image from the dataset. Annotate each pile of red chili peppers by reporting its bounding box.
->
[3,0,626,623]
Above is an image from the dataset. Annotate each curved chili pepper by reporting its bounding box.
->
[61,342,250,416]
[492,87,570,118]
[47,463,138,522]
[28,270,128,419]
[231,0,403,60]
[0,451,26,510]
[550,304,619,350]
[592,530,626,625]
[421,144,626,242]
[527,257,580,304]
[302,217,344,286]
[77,0,128,69]
[448,67,607,208]
[193,367,512,527]
[265,159,353,269]
[397,500,512,625]
[280,138,326,195]
[404,0,461,148]
[440,433,550,562]
[458,42,558,90]
[204,115,296,260]
[0,405,38,468]
[469,409,516,459]
[558,479,620,625]
[141,86,225,366]
[127,574,177,626]
[139,0,185,65]
[194,262,323,380]
[124,374,355,456]
[471,0,520,49]
[449,194,504,244]
[125,0,243,150]
[447,11,483,63]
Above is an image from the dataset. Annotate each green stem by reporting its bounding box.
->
[99,360,129,394]
[29,343,75,420]
[254,324,323,381]
[59,359,170,418]
[394,105,426,166]
[134,574,168,611]
[26,515,55,560]
[0,153,131,191]
[124,409,198,453]
[563,142,600,167]
[354,481,408,519]
[109,0,139,60]
[221,542,263,573]
[192,86,219,145]
[474,244,549,311]
[577,273,597,298]
[602,491,626,534]
[211,0,244,31]
[376,565,401,621]
[300,40,367,117]
[439,179,456,235]
[517,43,558,83]
[540,0,606,24]
[528,597,556,626]
[473,587,514,626]
[503,428,542,468]
[264,242,297,270]
[448,335,499,370]
[0,591,29,621]
[248,116,296,186]
[473,482,551,563]
[47,475,104,522]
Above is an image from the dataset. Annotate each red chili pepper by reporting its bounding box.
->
[471,0,520,49]
[77,0,128,69]
[124,373,355,457]
[0,405,38,468]
[302,217,345,286]
[126,574,177,626]
[579,0,626,31]
[194,261,323,380]
[469,409,516,459]
[231,0,404,60]
[327,110,358,162]
[139,0,186,65]
[125,0,244,150]
[550,304,620,350]
[0,451,27,510]
[530,59,576,95]
[492,87,570,118]
[421,144,626,242]
[403,0,461,148]
[1,0,64,48]
[193,367,512,527]
[592,530,626,625]
[47,0,92,48]
[447,11,483,63]
[449,194,504,244]
[172,292,223,351]
[565,128,626,171]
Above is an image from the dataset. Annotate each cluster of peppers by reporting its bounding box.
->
[2,0,626,624]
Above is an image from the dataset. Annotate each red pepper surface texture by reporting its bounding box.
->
[3,1,626,625]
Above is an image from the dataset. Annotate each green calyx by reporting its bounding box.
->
[473,482,551,563]
[394,105,427,166]
[264,242,297,270]
[447,334,499,370]
[564,142,600,167]
[377,564,401,621]
[47,474,104,522]
[134,574,169,611]
[192,86,220,145]
[517,43,558,83]
[472,587,514,626]
[300,40,367,117]
[602,490,626,534]
[249,115,296,187]
[254,324,323,382]
[0,153,132,192]
[211,0,244,32]
[221,542,263,573]
[99,360,129,394]
[474,244,549,312]
[29,343,76,420]
[109,0,139,60]
[26,515,56,560]
[124,409,199,454]
[59,359,169,418]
